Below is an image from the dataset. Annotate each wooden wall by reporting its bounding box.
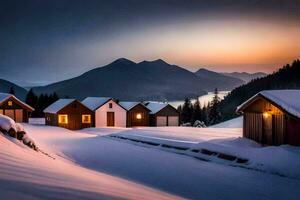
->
[127,104,149,127]
[150,105,179,126]
[243,97,290,145]
[45,101,93,130]
[0,96,32,122]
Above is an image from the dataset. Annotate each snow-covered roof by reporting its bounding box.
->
[44,99,76,114]
[0,92,34,111]
[237,90,300,118]
[81,97,111,110]
[145,102,168,114]
[119,101,142,111]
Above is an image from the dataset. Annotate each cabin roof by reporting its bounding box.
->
[145,102,168,114]
[44,99,76,114]
[0,92,34,111]
[237,90,300,118]
[81,97,112,110]
[119,101,150,111]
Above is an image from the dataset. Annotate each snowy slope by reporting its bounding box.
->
[211,116,243,128]
[0,131,179,200]
[24,124,300,200]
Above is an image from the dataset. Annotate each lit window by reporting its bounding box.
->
[58,115,68,124]
[82,115,91,123]
[0,109,3,114]
[109,103,113,108]
[136,113,142,120]
[8,101,13,106]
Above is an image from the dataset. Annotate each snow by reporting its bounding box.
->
[119,101,141,110]
[29,118,45,125]
[0,92,12,103]
[145,102,168,114]
[44,99,75,114]
[0,114,17,132]
[82,97,111,110]
[237,90,300,118]
[19,121,300,200]
[211,116,243,128]
[0,128,178,200]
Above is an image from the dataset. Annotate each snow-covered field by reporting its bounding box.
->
[1,117,300,199]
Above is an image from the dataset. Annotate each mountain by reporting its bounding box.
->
[222,72,267,83]
[32,58,207,101]
[219,59,300,122]
[194,68,244,91]
[0,79,28,100]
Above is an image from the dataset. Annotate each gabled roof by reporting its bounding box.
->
[0,93,34,111]
[145,102,168,114]
[81,97,112,111]
[119,101,150,111]
[44,99,76,114]
[237,90,300,118]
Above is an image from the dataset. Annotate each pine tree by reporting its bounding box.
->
[208,88,221,125]
[180,98,193,123]
[192,98,202,122]
[26,89,38,117]
[9,87,15,95]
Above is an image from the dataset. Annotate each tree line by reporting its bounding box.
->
[177,88,221,126]
[25,89,59,117]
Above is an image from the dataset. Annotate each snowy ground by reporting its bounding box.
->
[0,128,179,199]
[19,118,300,200]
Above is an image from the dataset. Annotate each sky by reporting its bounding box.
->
[1,0,300,86]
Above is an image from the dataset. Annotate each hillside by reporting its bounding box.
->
[0,79,28,100]
[219,59,300,121]
[222,72,267,83]
[195,68,244,91]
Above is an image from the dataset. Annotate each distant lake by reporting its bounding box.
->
[169,91,230,108]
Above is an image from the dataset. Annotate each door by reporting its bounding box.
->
[156,116,167,126]
[168,116,179,126]
[263,114,273,145]
[15,109,23,123]
[107,112,115,126]
[4,110,15,121]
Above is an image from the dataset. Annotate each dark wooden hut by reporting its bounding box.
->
[119,102,150,127]
[0,93,34,123]
[145,102,179,126]
[44,99,93,130]
[237,90,300,146]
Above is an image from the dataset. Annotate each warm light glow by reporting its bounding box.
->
[8,101,12,106]
[136,113,142,120]
[82,114,91,123]
[263,112,270,118]
[58,114,68,124]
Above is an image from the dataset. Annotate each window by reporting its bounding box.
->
[109,103,113,108]
[82,114,91,123]
[58,115,68,124]
[136,113,142,120]
[0,109,3,114]
[8,101,13,106]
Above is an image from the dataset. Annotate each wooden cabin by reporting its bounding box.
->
[237,90,300,146]
[82,97,127,127]
[0,93,34,123]
[44,99,94,130]
[145,102,179,126]
[119,102,150,127]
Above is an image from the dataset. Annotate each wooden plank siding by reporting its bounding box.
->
[45,100,94,130]
[150,105,179,126]
[0,96,32,122]
[126,104,150,127]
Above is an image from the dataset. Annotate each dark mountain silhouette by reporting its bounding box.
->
[222,72,267,83]
[0,79,28,100]
[32,58,207,101]
[219,59,300,121]
[195,68,244,91]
